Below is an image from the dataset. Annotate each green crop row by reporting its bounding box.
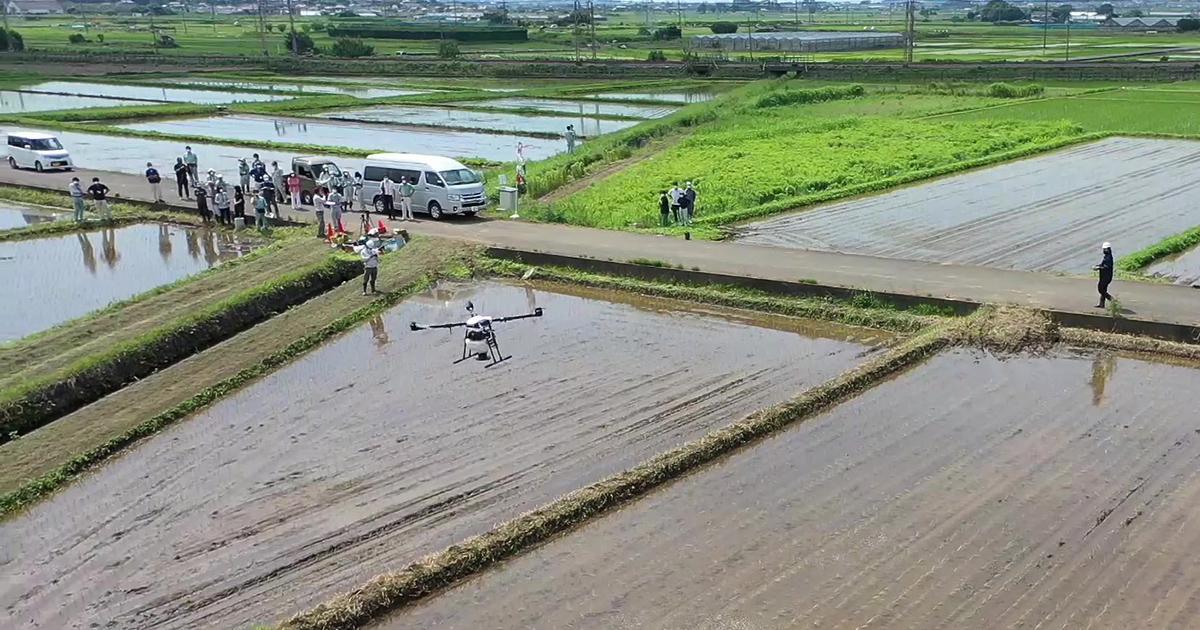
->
[755,83,865,108]
[528,110,1084,229]
[1118,224,1200,273]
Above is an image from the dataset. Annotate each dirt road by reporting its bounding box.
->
[378,349,1200,630]
[0,282,883,630]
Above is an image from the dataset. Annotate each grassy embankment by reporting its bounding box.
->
[0,237,478,516]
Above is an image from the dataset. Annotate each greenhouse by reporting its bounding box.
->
[690,31,904,52]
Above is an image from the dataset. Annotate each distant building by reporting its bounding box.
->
[691,31,904,53]
[5,0,64,14]
[1100,17,1183,31]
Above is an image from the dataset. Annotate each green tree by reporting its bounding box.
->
[69,33,88,44]
[647,49,667,61]
[1097,3,1115,16]
[710,21,738,33]
[1127,9,1144,17]
[330,38,374,57]
[311,21,327,32]
[275,24,287,33]
[980,0,1027,22]
[654,25,682,40]
[1051,4,1073,23]
[438,40,460,58]
[1179,17,1200,31]
[483,8,508,24]
[300,23,312,33]
[285,30,315,54]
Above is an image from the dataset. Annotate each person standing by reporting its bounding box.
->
[313,187,327,238]
[358,230,381,295]
[350,171,364,212]
[145,162,163,202]
[88,177,111,221]
[204,169,218,198]
[287,171,301,209]
[260,179,279,217]
[379,173,396,220]
[251,153,265,179]
[399,176,415,221]
[233,186,246,220]
[327,187,344,232]
[668,182,683,224]
[254,189,270,231]
[565,125,577,154]
[270,161,285,203]
[683,182,697,226]
[194,185,211,223]
[213,186,232,226]
[1093,242,1115,309]
[658,190,671,227]
[173,158,191,199]
[183,146,198,181]
[238,158,251,193]
[68,177,86,221]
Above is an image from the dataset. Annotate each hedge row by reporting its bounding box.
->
[326,26,528,42]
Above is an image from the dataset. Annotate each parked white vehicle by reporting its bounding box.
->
[6,131,73,172]
[361,153,486,219]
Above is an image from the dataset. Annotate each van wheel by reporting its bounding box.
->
[427,201,443,220]
[373,196,383,212]
[7,157,15,170]
[34,161,43,173]
[300,190,313,205]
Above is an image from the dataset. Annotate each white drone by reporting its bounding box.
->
[410,301,544,367]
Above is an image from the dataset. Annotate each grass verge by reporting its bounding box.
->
[0,237,479,517]
[271,325,952,630]
[1117,223,1200,273]
[0,253,362,444]
[482,258,943,333]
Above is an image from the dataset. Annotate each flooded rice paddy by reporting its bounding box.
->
[316,104,637,137]
[115,114,564,161]
[153,78,430,99]
[735,137,1200,274]
[458,97,676,119]
[582,89,720,103]
[0,202,56,230]
[1145,245,1200,286]
[20,81,286,104]
[0,223,257,341]
[382,349,1200,630]
[0,281,886,630]
[0,90,136,114]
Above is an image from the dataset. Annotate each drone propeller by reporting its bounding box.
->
[492,307,545,324]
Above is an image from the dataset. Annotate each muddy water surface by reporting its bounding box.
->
[582,89,720,103]
[461,97,675,119]
[0,281,885,630]
[735,137,1200,274]
[1145,244,1200,286]
[0,202,56,230]
[155,78,430,99]
[0,90,134,113]
[381,349,1200,630]
[0,223,257,341]
[317,105,637,137]
[116,115,564,161]
[23,81,286,104]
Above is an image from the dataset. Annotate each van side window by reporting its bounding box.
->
[424,171,444,187]
[363,166,385,181]
[7,136,20,148]
[396,169,421,184]
[297,165,312,179]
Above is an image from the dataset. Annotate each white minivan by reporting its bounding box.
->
[362,153,486,219]
[7,132,73,172]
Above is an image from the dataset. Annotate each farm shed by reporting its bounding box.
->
[1099,17,1182,31]
[691,31,904,53]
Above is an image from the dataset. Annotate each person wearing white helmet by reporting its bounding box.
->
[1092,242,1115,309]
[357,229,381,295]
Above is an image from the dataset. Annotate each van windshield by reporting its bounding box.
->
[440,169,480,186]
[23,138,63,151]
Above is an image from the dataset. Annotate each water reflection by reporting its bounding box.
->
[369,315,390,348]
[272,119,310,137]
[0,206,56,230]
[0,223,261,342]
[1090,353,1118,407]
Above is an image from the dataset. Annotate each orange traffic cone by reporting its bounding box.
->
[326,224,334,241]
[377,219,388,233]
[337,218,347,234]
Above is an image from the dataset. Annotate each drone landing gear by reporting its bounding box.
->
[454,335,510,368]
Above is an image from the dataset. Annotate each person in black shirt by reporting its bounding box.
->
[173,158,190,199]
[1093,242,1115,308]
[659,190,671,227]
[87,177,111,220]
[233,186,246,219]
[194,185,211,223]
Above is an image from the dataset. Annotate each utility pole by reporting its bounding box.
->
[286,0,297,54]
[257,0,268,56]
[1042,0,1049,55]
[1065,14,1071,61]
[589,0,596,60]
[211,3,217,34]
[677,0,682,27]
[573,0,580,61]
[904,0,915,63]
[794,0,799,31]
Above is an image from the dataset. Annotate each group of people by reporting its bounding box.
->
[148,146,302,231]
[376,174,416,222]
[659,182,698,227]
[67,176,111,222]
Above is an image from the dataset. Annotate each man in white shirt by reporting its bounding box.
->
[357,230,381,295]
[668,183,683,224]
[379,174,396,220]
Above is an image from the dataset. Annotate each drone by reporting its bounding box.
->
[410,301,544,367]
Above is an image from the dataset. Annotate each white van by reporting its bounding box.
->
[361,153,486,219]
[7,132,73,172]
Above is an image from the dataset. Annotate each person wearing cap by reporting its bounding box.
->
[238,158,251,193]
[682,182,697,226]
[1093,242,1115,309]
[357,229,382,295]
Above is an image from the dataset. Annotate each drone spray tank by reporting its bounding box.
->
[409,301,544,368]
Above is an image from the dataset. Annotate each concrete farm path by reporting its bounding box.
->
[4,166,1198,335]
